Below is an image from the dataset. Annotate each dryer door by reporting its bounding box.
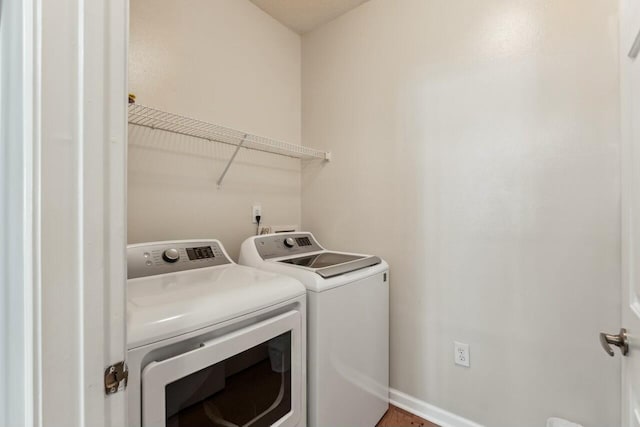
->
[141,310,302,427]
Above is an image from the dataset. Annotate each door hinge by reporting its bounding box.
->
[104,361,128,395]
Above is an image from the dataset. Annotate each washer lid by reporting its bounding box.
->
[127,264,306,349]
[278,252,382,278]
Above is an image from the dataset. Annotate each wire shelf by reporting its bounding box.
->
[128,104,330,161]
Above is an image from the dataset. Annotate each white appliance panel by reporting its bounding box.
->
[308,272,389,426]
[128,263,305,348]
[142,310,303,427]
[127,296,307,427]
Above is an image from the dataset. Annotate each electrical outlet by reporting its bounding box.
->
[454,342,470,367]
[252,204,262,224]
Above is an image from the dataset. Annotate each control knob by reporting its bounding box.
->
[162,248,180,263]
[283,237,295,248]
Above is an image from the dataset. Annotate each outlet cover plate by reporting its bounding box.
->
[454,341,470,367]
[252,204,262,224]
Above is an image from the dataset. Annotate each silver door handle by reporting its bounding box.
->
[599,328,628,356]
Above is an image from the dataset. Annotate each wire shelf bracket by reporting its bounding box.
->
[127,104,331,187]
[216,134,247,187]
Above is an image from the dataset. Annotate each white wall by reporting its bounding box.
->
[302,1,621,426]
[128,0,301,259]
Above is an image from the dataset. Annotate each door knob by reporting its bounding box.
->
[599,328,629,356]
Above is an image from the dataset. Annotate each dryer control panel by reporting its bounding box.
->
[127,240,232,279]
[254,232,323,259]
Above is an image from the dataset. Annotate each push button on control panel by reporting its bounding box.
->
[162,248,180,263]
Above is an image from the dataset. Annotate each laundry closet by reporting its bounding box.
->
[125,1,624,427]
[5,0,637,427]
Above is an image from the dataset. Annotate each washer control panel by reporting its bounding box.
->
[254,232,323,259]
[127,240,231,279]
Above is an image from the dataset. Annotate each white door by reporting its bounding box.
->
[0,0,128,425]
[142,311,303,427]
[619,1,640,426]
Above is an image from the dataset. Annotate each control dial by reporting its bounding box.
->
[283,237,295,248]
[162,248,180,263]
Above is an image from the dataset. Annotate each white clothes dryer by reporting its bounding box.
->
[126,239,307,427]
[239,232,389,427]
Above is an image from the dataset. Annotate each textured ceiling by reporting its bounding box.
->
[250,0,370,34]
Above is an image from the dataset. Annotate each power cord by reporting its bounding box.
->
[255,215,261,235]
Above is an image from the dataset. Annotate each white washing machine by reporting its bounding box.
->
[126,239,307,427]
[239,232,389,427]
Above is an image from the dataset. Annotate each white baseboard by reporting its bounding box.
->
[389,388,484,427]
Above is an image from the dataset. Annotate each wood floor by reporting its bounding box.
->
[376,405,439,427]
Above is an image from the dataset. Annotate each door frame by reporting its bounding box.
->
[620,1,640,426]
[0,0,38,425]
[1,0,128,425]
